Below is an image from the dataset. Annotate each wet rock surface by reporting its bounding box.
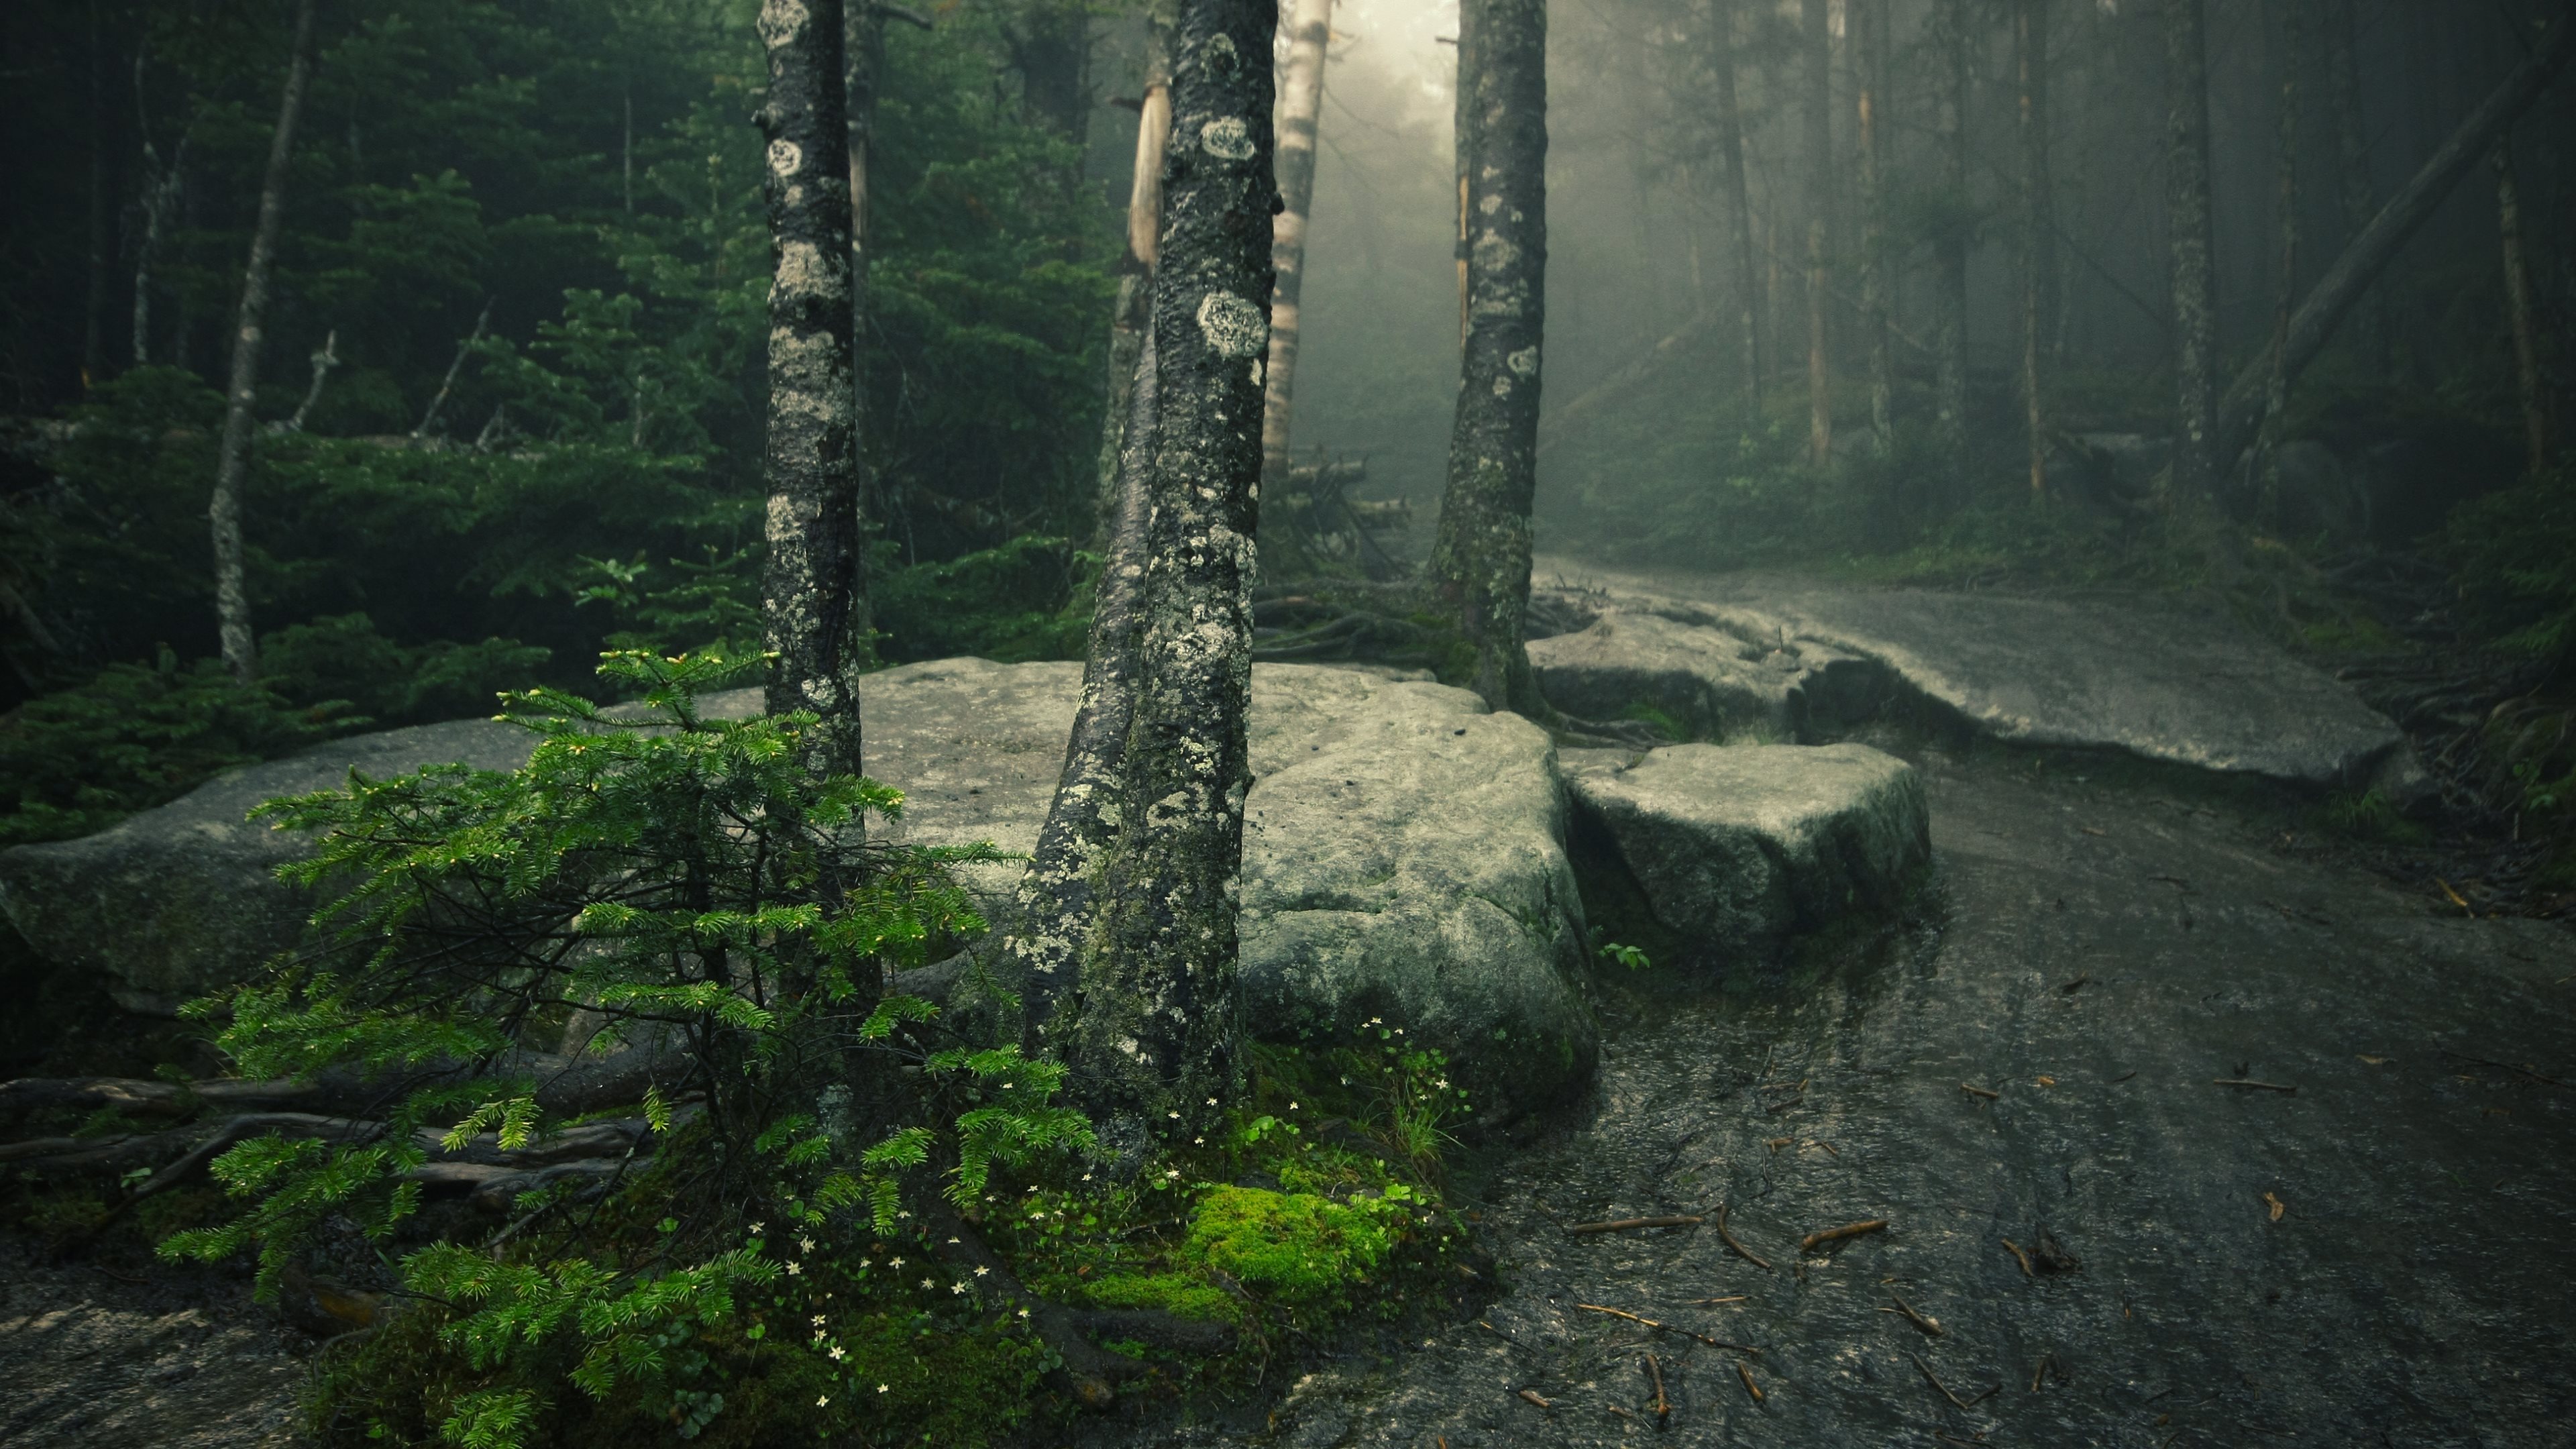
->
[1122,741,2576,1448]
[1563,743,1930,975]
[1531,563,2406,786]
[0,1250,304,1447]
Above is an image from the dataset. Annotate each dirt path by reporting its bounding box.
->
[0,1250,305,1446]
[1176,739,2576,1448]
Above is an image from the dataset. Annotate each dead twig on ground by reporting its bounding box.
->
[1646,1353,1670,1421]
[1909,1352,1998,1410]
[2212,1078,2298,1093]
[2030,1351,2057,1391]
[2000,1238,2035,1277]
[1960,1082,2000,1099]
[1691,1295,1748,1305]
[2440,1051,2570,1089]
[1716,1203,1772,1271]
[1881,1293,1943,1336]
[1517,1389,1552,1410]
[1737,1360,1765,1403]
[1801,1218,1888,1252]
[1576,1303,1762,1352]
[1565,1214,1703,1234]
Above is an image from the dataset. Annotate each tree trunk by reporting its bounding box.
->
[2161,0,2220,504]
[83,4,113,388]
[2495,144,2547,477]
[1055,0,1275,1160]
[207,0,318,685]
[1713,0,1761,408]
[1010,0,1093,146]
[1858,0,1891,451]
[1428,0,1547,716]
[2257,0,2303,525]
[2322,0,2383,373]
[755,0,865,781]
[1931,0,1971,482]
[2017,0,2052,500]
[1095,15,1173,545]
[2210,13,2576,470]
[1260,0,1333,485]
[1802,0,1832,469]
[131,138,184,369]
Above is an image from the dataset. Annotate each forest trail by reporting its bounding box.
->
[1179,727,2576,1448]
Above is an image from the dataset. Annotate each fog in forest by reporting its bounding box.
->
[1,3,2573,1444]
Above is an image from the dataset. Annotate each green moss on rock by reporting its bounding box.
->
[1180,1186,1391,1306]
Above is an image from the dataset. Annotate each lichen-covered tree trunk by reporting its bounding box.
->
[2495,145,2546,476]
[207,0,317,685]
[845,1,884,521]
[1094,11,1173,544]
[1801,0,1831,469]
[755,0,865,781]
[1713,0,1760,407]
[1856,0,1891,452]
[1427,0,1547,717]
[1930,0,1970,483]
[2017,0,2052,500]
[2162,0,2220,502]
[1259,0,1333,484]
[1055,0,1275,1161]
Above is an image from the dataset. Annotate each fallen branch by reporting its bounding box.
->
[2211,1078,2298,1094]
[1517,1388,1553,1410]
[1959,1082,2000,1100]
[1715,1203,1772,1271]
[2000,1237,2035,1277]
[1573,1302,1759,1352]
[1646,1352,1670,1422]
[1737,1360,1764,1403]
[1564,1214,1703,1235]
[1882,1293,1943,1336]
[1800,1218,1889,1252]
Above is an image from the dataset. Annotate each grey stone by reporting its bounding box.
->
[1526,611,1805,741]
[0,660,1596,1113]
[1532,566,2404,786]
[1564,743,1929,974]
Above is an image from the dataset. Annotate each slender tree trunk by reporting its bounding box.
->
[1260,0,1333,484]
[1802,0,1832,468]
[2257,0,2303,525]
[1011,0,1093,146]
[208,0,317,685]
[2495,144,2547,476]
[1858,0,1892,455]
[132,139,183,369]
[1931,0,1971,483]
[1428,0,1547,716]
[2162,0,2220,503]
[1454,4,1474,352]
[83,5,113,388]
[1096,14,1173,545]
[623,83,635,215]
[2322,0,2383,373]
[755,0,865,780]
[846,1,907,549]
[1713,2,1760,407]
[2210,13,2576,468]
[2017,0,2051,500]
[1057,0,1275,1158]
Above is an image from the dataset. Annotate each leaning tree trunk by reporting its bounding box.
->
[1801,0,1832,469]
[2161,0,2220,504]
[1857,0,1892,453]
[1713,0,1761,408]
[755,0,865,781]
[2208,13,2576,470]
[1054,0,1275,1161]
[1095,11,1173,545]
[2017,0,2053,500]
[1260,0,1334,485]
[1930,0,1972,484]
[207,0,317,685]
[1427,0,1548,716]
[2495,144,2547,477]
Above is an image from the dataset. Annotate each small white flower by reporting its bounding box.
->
[1194,1136,1205,1145]
[920,1277,936,1289]
[888,1256,904,1268]
[811,1315,827,1327]
[1205,1097,1218,1106]
[1288,1102,1298,1110]
[799,1236,815,1254]
[950,1281,969,1295]
[1168,1110,1182,1119]
[1017,1307,1030,1318]
[829,1346,845,1361]
[1081,1173,1093,1181]
[973,1265,989,1277]
[1165,1168,1181,1179]
[748,1222,765,1234]
[816,1394,830,1407]
[786,1261,802,1275]
[877,1383,890,1394]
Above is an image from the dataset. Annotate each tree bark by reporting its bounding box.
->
[2161,0,2220,503]
[1260,0,1333,485]
[1858,0,1891,453]
[1428,0,1547,716]
[2017,0,2052,500]
[1712,0,1761,408]
[83,4,113,388]
[2257,0,2303,524]
[207,0,318,685]
[2495,144,2547,477]
[1095,12,1172,545]
[2322,0,2383,373]
[131,136,184,370]
[2209,13,2576,471]
[755,0,865,781]
[1930,0,1972,481]
[1801,0,1832,468]
[1055,0,1275,1161]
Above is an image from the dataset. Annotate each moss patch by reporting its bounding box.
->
[1179,1187,1392,1307]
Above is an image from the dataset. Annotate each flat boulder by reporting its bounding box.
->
[0,661,1595,1114]
[1525,611,1807,741]
[1564,742,1929,975]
